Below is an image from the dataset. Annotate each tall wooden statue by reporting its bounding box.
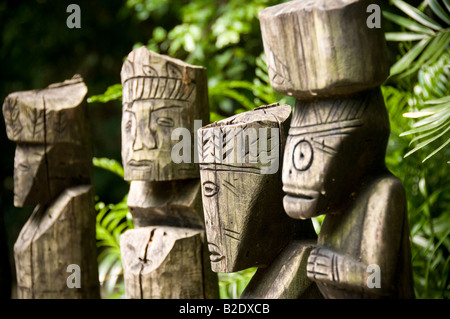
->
[198,104,322,298]
[120,47,218,298]
[260,0,415,298]
[2,75,100,298]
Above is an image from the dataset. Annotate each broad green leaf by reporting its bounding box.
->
[88,84,122,103]
[93,157,125,178]
[392,0,442,30]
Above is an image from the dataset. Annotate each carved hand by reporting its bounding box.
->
[307,247,342,285]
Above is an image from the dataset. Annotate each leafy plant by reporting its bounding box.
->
[401,52,450,162]
[93,157,133,299]
[383,0,450,298]
[218,268,257,299]
[384,0,450,162]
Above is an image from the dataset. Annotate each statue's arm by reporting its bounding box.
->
[307,176,407,296]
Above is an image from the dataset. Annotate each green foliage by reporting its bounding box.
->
[384,0,450,162]
[93,158,133,299]
[218,268,257,299]
[93,157,125,178]
[401,52,450,162]
[384,0,449,298]
[384,84,450,298]
[384,0,450,79]
[91,0,290,118]
[87,84,123,104]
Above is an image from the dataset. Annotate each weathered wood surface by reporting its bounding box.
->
[14,186,99,299]
[120,47,218,299]
[282,89,390,220]
[241,241,321,299]
[127,179,204,229]
[121,46,209,182]
[13,143,91,207]
[3,75,89,145]
[259,0,388,98]
[120,226,210,299]
[198,104,318,300]
[260,0,414,298]
[3,75,99,299]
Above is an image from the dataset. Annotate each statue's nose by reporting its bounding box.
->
[133,124,157,151]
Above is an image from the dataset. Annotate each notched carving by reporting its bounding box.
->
[3,96,23,138]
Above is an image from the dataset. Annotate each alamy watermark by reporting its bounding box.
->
[366,4,381,29]
[367,264,381,289]
[66,4,81,29]
[66,264,81,288]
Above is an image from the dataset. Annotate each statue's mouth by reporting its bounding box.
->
[282,187,319,200]
[208,242,224,262]
[282,189,319,219]
[128,160,152,168]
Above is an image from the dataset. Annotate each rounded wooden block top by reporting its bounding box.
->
[259,0,389,98]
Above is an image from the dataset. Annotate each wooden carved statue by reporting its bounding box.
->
[198,104,322,298]
[2,75,100,298]
[260,0,415,298]
[120,47,218,298]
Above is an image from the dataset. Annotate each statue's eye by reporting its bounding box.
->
[18,163,30,171]
[203,181,219,197]
[293,140,313,171]
[157,117,174,127]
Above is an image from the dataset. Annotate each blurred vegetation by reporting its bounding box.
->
[0,0,448,299]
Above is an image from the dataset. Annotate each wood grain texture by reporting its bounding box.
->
[308,174,414,298]
[241,240,322,299]
[14,186,99,299]
[127,179,204,229]
[260,0,388,98]
[121,226,210,299]
[2,74,89,144]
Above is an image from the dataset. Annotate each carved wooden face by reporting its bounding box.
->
[197,104,314,272]
[282,90,389,219]
[121,99,189,181]
[121,47,207,182]
[200,168,286,272]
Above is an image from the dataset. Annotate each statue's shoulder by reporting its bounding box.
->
[370,173,405,197]
[363,172,407,219]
